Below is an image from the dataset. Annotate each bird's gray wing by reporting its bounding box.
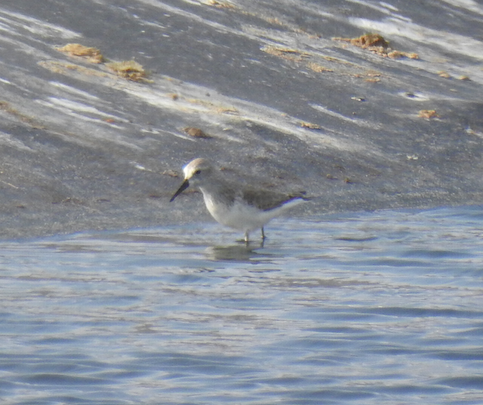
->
[241,188,306,211]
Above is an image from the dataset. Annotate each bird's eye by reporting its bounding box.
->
[194,169,201,175]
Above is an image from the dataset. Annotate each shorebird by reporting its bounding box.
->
[170,158,308,242]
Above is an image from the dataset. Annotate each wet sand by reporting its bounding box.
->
[0,0,482,239]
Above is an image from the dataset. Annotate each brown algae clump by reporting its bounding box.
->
[387,50,419,59]
[206,0,236,8]
[334,34,419,59]
[57,43,104,63]
[300,121,321,129]
[55,44,151,83]
[183,127,213,139]
[106,60,150,82]
[418,110,439,119]
[333,33,390,56]
[307,62,333,73]
[351,33,389,49]
[261,45,309,62]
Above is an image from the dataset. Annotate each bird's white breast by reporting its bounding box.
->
[202,190,304,232]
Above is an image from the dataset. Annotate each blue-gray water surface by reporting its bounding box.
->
[1,206,483,404]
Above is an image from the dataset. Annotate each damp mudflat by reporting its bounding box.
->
[1,205,482,404]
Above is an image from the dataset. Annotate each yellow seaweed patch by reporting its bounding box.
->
[307,62,333,73]
[216,106,238,114]
[261,45,309,61]
[387,50,419,59]
[333,34,419,59]
[106,60,151,82]
[206,0,236,9]
[351,33,389,49]
[57,43,104,63]
[300,121,321,129]
[54,44,153,84]
[333,33,389,56]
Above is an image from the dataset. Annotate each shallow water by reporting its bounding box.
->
[1,206,483,404]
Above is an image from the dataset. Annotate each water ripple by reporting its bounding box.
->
[0,206,482,404]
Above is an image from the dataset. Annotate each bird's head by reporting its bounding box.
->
[169,158,214,202]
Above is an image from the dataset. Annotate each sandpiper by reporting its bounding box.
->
[170,158,308,242]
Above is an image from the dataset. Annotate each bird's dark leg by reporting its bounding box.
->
[261,227,266,240]
[244,231,249,244]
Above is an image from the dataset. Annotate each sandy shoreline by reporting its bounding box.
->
[1,0,482,239]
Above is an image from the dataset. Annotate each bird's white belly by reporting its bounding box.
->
[202,192,301,232]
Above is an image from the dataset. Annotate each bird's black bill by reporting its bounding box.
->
[169,179,190,202]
